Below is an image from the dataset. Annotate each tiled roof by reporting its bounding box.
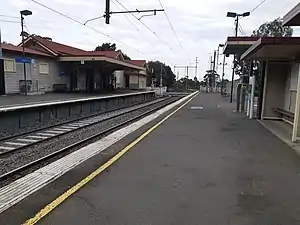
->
[1,43,52,57]
[30,36,122,58]
[32,36,87,56]
[74,50,121,58]
[125,60,146,67]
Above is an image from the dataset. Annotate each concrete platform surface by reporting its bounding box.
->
[3,93,300,224]
[0,90,140,108]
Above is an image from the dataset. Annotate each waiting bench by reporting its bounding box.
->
[272,108,294,123]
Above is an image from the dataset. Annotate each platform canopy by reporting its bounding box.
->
[241,37,300,61]
[283,2,300,26]
[223,37,259,57]
[59,54,146,71]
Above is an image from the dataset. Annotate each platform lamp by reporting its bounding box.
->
[20,9,32,96]
[227,11,250,102]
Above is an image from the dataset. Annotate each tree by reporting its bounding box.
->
[234,17,293,89]
[147,61,176,88]
[203,70,220,92]
[95,43,116,51]
[252,17,293,37]
[122,53,131,60]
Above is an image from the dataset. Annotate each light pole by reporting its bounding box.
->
[227,11,250,103]
[20,9,32,96]
[218,44,225,95]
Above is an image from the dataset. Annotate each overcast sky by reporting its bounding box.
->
[1,0,300,80]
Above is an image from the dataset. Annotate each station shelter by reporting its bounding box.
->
[21,35,147,93]
[222,37,259,114]
[241,37,300,142]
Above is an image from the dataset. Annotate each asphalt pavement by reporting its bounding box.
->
[30,93,300,225]
[3,93,300,224]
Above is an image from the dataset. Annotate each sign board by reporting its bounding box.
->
[15,57,32,64]
[81,60,85,65]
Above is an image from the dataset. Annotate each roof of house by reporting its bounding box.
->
[125,60,146,67]
[241,37,300,61]
[73,50,121,58]
[283,2,300,26]
[31,36,87,56]
[1,43,53,57]
[27,36,123,59]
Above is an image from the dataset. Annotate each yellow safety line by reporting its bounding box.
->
[23,92,198,225]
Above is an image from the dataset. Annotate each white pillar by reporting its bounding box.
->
[249,75,256,119]
[292,63,300,142]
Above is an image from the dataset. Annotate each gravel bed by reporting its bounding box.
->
[0,97,166,145]
[0,97,180,185]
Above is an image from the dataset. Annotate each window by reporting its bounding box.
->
[39,62,49,74]
[4,59,16,72]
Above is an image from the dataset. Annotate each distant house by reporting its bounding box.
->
[125,60,148,89]
[1,43,64,94]
[16,35,149,93]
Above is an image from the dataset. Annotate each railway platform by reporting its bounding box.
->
[2,93,300,224]
[0,90,142,108]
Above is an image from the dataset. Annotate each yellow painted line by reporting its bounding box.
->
[23,92,198,225]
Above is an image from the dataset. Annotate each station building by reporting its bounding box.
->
[0,35,148,95]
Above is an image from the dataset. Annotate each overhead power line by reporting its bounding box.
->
[111,0,152,46]
[30,0,145,55]
[113,0,173,50]
[157,0,182,49]
[0,14,19,19]
[238,23,247,36]
[250,0,268,12]
[0,19,20,24]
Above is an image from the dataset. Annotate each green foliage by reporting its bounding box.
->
[147,61,176,88]
[203,70,220,91]
[122,53,131,60]
[174,77,200,91]
[234,18,293,89]
[252,17,293,37]
[95,43,116,51]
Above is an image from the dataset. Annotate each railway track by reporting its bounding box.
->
[0,96,181,182]
[0,97,167,156]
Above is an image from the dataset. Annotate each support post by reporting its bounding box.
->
[257,61,266,120]
[249,75,256,119]
[292,62,300,142]
[261,62,268,120]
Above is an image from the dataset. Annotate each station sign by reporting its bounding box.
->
[15,57,32,64]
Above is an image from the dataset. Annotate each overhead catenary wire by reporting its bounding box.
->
[0,19,20,24]
[250,0,268,13]
[238,23,247,36]
[30,0,145,56]
[111,0,153,47]
[0,14,19,19]
[157,0,183,49]
[113,0,173,51]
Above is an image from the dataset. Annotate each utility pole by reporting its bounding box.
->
[101,0,164,24]
[221,54,226,95]
[186,66,189,91]
[0,28,4,95]
[176,71,179,90]
[20,10,32,96]
[227,11,250,103]
[212,50,217,92]
[195,57,198,78]
[174,65,196,91]
[160,64,163,88]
